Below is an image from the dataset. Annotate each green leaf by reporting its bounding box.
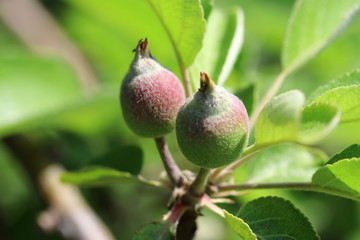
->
[299,102,341,144]
[255,90,341,147]
[307,70,360,103]
[314,85,360,123]
[247,144,326,183]
[132,222,173,240]
[61,167,155,187]
[282,0,360,72]
[147,0,206,68]
[62,0,178,85]
[312,158,360,201]
[189,6,244,88]
[238,196,319,240]
[327,144,360,164]
[201,0,213,20]
[0,55,83,137]
[224,210,256,240]
[255,90,305,145]
[307,70,360,123]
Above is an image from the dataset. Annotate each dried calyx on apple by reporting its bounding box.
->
[176,72,249,168]
[120,38,185,137]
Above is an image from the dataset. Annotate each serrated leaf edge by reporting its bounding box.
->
[299,101,341,144]
[307,70,360,104]
[311,158,360,200]
[327,144,360,164]
[239,196,320,240]
[224,210,257,240]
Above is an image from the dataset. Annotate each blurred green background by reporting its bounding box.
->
[0,0,360,239]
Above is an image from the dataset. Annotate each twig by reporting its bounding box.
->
[189,168,210,196]
[217,182,360,201]
[155,136,184,187]
[39,165,115,240]
[0,0,98,94]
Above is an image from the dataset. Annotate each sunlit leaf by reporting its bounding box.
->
[147,0,206,68]
[189,6,244,88]
[307,70,360,102]
[327,144,360,164]
[307,70,360,123]
[238,197,319,240]
[299,102,340,143]
[312,158,360,201]
[224,210,256,240]
[255,90,304,145]
[255,90,341,147]
[201,0,213,20]
[247,144,326,183]
[282,0,360,72]
[313,86,360,123]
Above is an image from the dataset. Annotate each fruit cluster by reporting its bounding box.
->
[120,39,249,168]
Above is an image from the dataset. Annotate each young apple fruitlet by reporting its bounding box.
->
[120,39,185,137]
[176,73,249,168]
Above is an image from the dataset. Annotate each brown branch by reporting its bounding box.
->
[0,0,98,94]
[176,208,198,240]
[38,165,115,240]
[155,136,184,187]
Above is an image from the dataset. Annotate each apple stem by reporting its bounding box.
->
[189,168,210,196]
[155,136,184,187]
